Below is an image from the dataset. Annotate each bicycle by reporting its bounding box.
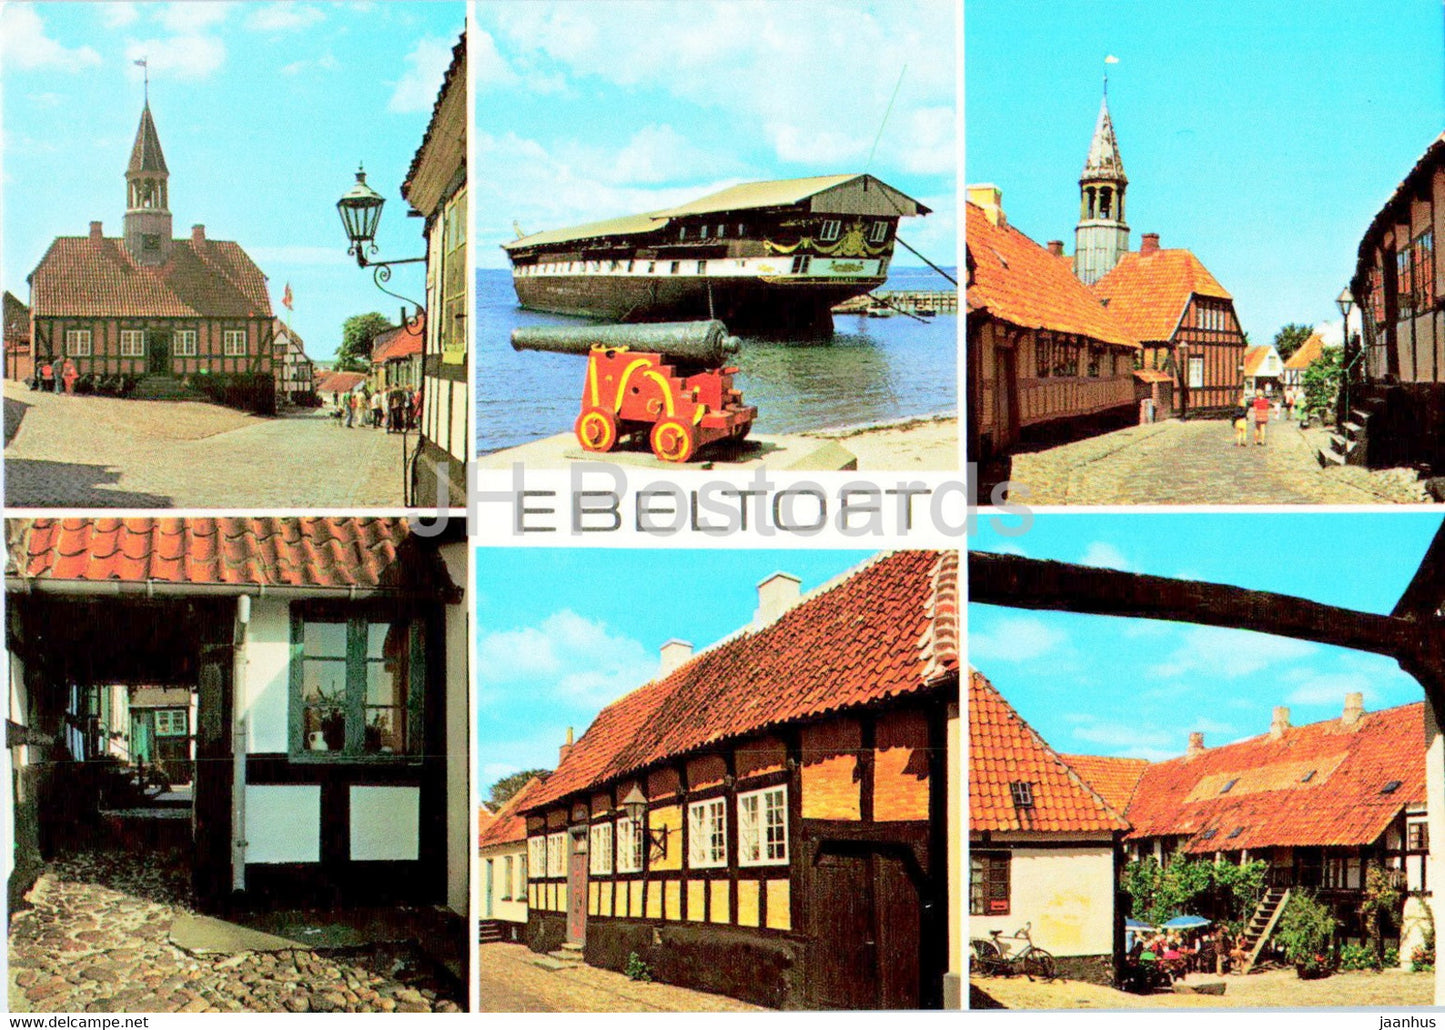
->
[969,922,1058,981]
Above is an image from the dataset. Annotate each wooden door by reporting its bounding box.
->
[147,330,170,375]
[808,841,925,1010]
[484,859,494,918]
[567,832,588,944]
[192,644,233,910]
[994,346,1019,451]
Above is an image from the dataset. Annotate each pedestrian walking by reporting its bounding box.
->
[370,389,384,428]
[1251,388,1270,445]
[1232,394,1249,446]
[344,390,356,428]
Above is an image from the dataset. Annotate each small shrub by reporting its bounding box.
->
[1338,942,1379,972]
[1276,891,1338,979]
[1385,946,1400,968]
[624,951,652,982]
[1412,944,1435,973]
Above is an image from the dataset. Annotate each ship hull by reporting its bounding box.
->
[512,273,885,337]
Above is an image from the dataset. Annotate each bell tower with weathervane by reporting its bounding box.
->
[123,66,172,267]
[1072,86,1129,286]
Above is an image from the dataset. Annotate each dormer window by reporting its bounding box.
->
[1009,781,1034,809]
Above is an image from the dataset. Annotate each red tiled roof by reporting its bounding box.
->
[1123,702,1425,852]
[480,777,545,849]
[30,236,271,320]
[966,202,1137,348]
[371,316,425,364]
[8,518,417,590]
[1283,333,1326,370]
[1092,248,1231,343]
[970,669,1129,834]
[317,371,366,394]
[1059,753,1150,814]
[524,551,959,811]
[477,805,496,842]
[4,291,29,343]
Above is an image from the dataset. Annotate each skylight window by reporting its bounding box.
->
[1009,781,1034,809]
[1227,827,1244,839]
[1301,770,1316,783]
[1200,828,1218,840]
[1381,780,1402,795]
[1219,779,1238,794]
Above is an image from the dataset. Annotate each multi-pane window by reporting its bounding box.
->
[616,816,643,873]
[1409,822,1430,851]
[1413,230,1435,315]
[173,330,197,356]
[223,329,246,356]
[790,255,812,275]
[528,836,546,877]
[154,709,187,736]
[970,851,1011,915]
[441,188,467,364]
[1188,356,1205,389]
[1398,248,1415,320]
[688,797,727,868]
[818,219,841,242]
[696,260,707,275]
[65,329,91,357]
[501,856,514,900]
[547,831,566,877]
[589,822,613,875]
[1369,264,1386,329]
[868,220,889,244]
[292,612,421,757]
[119,330,145,357]
[519,855,528,894]
[738,785,788,866]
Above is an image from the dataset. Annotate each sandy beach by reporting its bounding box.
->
[809,415,959,471]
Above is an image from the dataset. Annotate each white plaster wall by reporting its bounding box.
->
[480,843,528,924]
[970,846,1115,958]
[245,785,320,863]
[242,598,291,754]
[350,785,420,861]
[442,540,469,916]
[1402,895,1433,970]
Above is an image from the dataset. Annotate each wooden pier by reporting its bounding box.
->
[833,290,959,315]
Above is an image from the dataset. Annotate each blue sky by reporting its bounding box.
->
[475,0,956,273]
[476,548,873,794]
[970,514,1441,761]
[1,1,462,361]
[966,1,1444,347]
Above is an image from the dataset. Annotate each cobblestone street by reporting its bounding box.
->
[4,383,407,508]
[479,942,767,1012]
[1001,418,1429,505]
[8,849,464,1013]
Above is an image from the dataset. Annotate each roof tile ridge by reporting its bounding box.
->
[918,550,959,685]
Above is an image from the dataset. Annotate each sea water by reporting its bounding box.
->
[475,266,957,455]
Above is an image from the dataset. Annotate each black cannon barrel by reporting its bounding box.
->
[510,320,741,365]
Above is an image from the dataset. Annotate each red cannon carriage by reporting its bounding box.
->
[511,320,757,463]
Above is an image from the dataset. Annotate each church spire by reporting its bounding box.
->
[123,98,172,266]
[1073,91,1130,286]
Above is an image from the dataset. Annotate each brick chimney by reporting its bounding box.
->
[1342,692,1365,727]
[1187,731,1205,757]
[1046,240,1064,257]
[967,184,1006,227]
[755,572,802,626]
[1269,706,1290,740]
[191,224,206,246]
[559,726,574,764]
[659,639,693,676]
[89,221,103,242]
[1140,233,1161,256]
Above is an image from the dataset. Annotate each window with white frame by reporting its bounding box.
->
[173,330,197,356]
[547,831,566,877]
[818,219,842,242]
[868,220,889,244]
[518,855,528,895]
[589,822,613,875]
[65,329,91,357]
[737,784,788,866]
[688,797,727,868]
[223,329,246,356]
[501,855,514,900]
[119,330,145,357]
[616,816,642,873]
[528,836,546,877]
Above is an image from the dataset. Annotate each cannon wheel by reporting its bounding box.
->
[650,418,695,463]
[575,408,618,452]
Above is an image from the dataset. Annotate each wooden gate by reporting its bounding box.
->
[807,839,925,1009]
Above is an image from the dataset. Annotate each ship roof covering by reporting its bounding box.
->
[522,550,958,813]
[965,201,1138,349]
[504,173,929,252]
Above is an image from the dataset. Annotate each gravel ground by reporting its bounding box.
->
[972,967,1434,1009]
[479,941,767,1012]
[8,849,463,1014]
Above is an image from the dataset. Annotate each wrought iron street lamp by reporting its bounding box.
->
[336,164,425,308]
[621,784,669,860]
[1336,286,1358,426]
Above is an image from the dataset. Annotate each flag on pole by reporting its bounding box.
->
[282,283,294,311]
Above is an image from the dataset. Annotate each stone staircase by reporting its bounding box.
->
[1318,397,1383,468]
[132,374,205,402]
[531,942,584,971]
[478,920,506,944]
[1241,886,1291,973]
